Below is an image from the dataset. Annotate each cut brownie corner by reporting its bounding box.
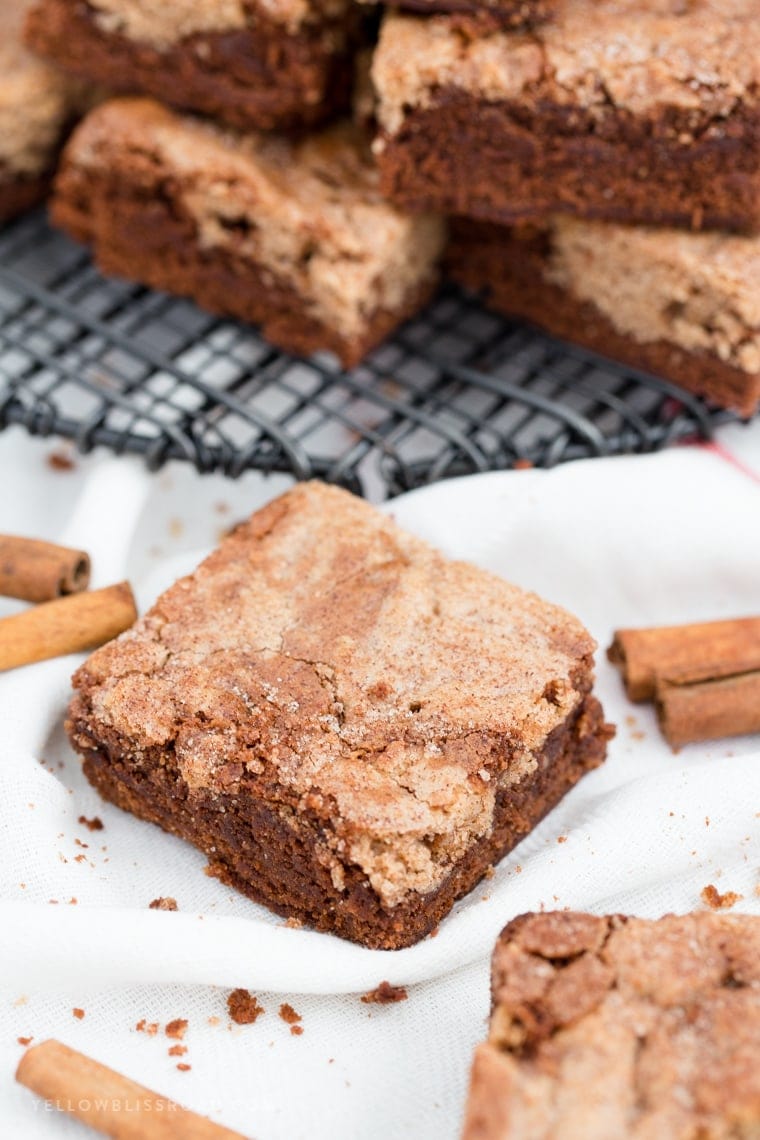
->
[67,480,612,949]
[464,909,760,1138]
[51,98,446,368]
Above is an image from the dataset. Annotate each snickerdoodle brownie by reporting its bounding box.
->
[52,98,446,367]
[463,911,760,1138]
[25,0,359,131]
[447,218,760,417]
[0,0,82,224]
[373,0,760,232]
[67,482,612,950]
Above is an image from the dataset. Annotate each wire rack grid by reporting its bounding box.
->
[0,210,743,499]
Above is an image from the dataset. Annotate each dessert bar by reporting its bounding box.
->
[67,482,612,950]
[373,1,760,232]
[463,910,760,1139]
[447,218,760,416]
[52,98,446,367]
[0,0,81,224]
[25,0,359,132]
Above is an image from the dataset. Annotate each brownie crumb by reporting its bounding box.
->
[557,835,568,844]
[361,982,408,1005]
[290,1025,304,1036]
[227,989,265,1025]
[176,1063,191,1072]
[149,897,178,911]
[72,1008,85,1020]
[165,1018,188,1040]
[78,815,103,831]
[168,1044,187,1057]
[279,1003,302,1025]
[17,1036,32,1046]
[47,449,76,471]
[701,884,744,910]
[136,1019,159,1036]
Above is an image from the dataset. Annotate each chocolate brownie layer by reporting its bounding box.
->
[448,219,760,417]
[373,3,760,232]
[52,99,446,367]
[67,483,612,950]
[0,172,48,227]
[360,0,555,32]
[26,0,358,131]
[0,0,82,223]
[464,911,760,1138]
[74,692,607,949]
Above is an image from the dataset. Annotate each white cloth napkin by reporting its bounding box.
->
[1,432,759,1138]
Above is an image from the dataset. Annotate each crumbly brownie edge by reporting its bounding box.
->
[66,694,610,950]
[447,223,760,417]
[51,151,437,368]
[0,171,49,225]
[25,0,357,131]
[377,91,760,234]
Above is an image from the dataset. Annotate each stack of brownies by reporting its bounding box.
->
[370,0,760,416]
[14,0,760,415]
[21,0,448,367]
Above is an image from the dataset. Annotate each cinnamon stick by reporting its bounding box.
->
[0,535,90,603]
[16,1040,249,1139]
[607,616,760,702]
[0,582,137,671]
[655,663,760,749]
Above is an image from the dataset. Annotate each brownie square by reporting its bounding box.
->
[51,98,446,368]
[25,0,360,132]
[67,483,612,950]
[463,911,760,1138]
[373,1,760,232]
[0,0,82,224]
[447,217,760,417]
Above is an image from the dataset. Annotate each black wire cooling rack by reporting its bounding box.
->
[0,209,744,498]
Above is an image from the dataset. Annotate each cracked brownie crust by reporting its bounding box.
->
[25,0,359,131]
[373,2,760,232]
[52,99,445,367]
[67,482,612,949]
[448,219,760,417]
[464,911,760,1138]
